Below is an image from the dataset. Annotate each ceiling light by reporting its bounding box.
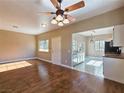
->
[63,19,70,24]
[90,34,95,43]
[58,22,64,27]
[51,18,57,24]
[42,24,47,28]
[56,15,63,21]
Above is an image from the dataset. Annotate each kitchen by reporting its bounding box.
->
[103,24,124,84]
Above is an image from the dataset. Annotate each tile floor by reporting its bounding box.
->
[73,56,103,77]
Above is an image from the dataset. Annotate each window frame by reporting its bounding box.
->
[94,40,105,52]
[38,39,49,52]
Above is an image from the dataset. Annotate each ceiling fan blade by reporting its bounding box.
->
[65,1,85,12]
[39,12,56,16]
[66,14,76,22]
[35,0,41,5]
[50,0,60,9]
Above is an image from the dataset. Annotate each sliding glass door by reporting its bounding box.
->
[72,39,85,66]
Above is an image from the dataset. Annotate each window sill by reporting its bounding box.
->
[39,49,49,53]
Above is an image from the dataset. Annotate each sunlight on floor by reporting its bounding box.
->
[86,60,103,67]
[74,58,103,77]
[0,61,32,72]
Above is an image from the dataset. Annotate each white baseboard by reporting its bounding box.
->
[0,57,37,64]
[0,57,105,79]
[104,76,124,84]
[0,57,72,70]
[36,57,105,78]
[37,57,73,69]
[36,57,52,63]
[55,63,73,69]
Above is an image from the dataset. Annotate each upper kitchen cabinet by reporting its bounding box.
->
[113,24,124,46]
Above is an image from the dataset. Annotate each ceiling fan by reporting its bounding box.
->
[40,0,85,26]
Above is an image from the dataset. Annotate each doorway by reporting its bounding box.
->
[71,27,113,77]
[51,36,61,65]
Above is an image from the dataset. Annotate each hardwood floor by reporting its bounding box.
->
[0,59,124,93]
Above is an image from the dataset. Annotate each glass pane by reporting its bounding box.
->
[39,40,49,52]
[95,40,105,51]
[72,39,85,66]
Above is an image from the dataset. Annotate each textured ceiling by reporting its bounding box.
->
[0,0,124,35]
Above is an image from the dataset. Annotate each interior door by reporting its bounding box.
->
[51,36,61,65]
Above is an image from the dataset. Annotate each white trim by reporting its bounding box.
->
[104,76,124,84]
[0,57,37,64]
[0,57,104,78]
[37,57,104,78]
[36,57,52,63]
[37,57,73,69]
[55,63,73,69]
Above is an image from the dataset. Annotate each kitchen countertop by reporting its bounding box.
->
[103,53,124,59]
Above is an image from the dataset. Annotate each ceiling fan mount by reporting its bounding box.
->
[56,9,64,16]
[57,0,63,3]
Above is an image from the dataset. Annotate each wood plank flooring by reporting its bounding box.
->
[0,59,124,93]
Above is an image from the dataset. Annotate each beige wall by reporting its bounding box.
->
[0,30,36,62]
[36,7,124,66]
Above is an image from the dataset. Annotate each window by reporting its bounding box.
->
[39,40,49,52]
[95,40,105,51]
[72,40,85,53]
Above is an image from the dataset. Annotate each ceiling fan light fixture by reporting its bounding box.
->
[63,19,69,24]
[56,15,63,21]
[58,21,64,26]
[51,18,58,24]
[41,0,85,27]
[41,24,47,28]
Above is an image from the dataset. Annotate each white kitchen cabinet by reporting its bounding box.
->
[113,24,124,46]
[103,57,124,84]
